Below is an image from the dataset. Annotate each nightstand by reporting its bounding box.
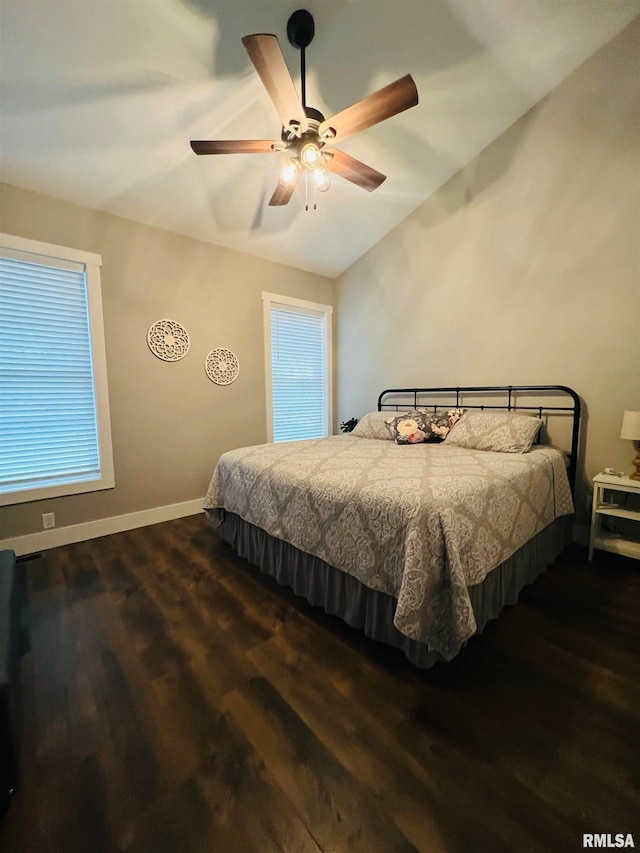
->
[589,472,640,561]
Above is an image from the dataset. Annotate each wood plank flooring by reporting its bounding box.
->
[1,515,639,853]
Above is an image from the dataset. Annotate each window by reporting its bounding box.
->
[262,292,333,442]
[0,233,114,506]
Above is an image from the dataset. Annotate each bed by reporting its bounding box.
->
[203,385,581,668]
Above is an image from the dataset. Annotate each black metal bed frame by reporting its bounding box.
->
[377,385,581,496]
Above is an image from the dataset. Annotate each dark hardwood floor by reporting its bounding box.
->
[1,515,639,853]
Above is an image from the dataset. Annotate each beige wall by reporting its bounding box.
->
[336,19,640,523]
[0,184,334,537]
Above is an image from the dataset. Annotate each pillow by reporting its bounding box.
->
[386,412,431,444]
[351,411,400,440]
[444,411,542,453]
[386,409,465,445]
[419,408,465,441]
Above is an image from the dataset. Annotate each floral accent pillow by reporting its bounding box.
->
[387,413,430,444]
[420,408,465,441]
[386,409,465,445]
[351,411,401,440]
[444,411,543,453]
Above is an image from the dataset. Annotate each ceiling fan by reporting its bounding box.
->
[190,9,418,208]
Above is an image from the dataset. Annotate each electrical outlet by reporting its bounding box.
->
[42,512,55,530]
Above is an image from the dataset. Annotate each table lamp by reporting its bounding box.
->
[620,410,640,481]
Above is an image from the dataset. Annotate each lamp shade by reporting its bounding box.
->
[620,410,640,440]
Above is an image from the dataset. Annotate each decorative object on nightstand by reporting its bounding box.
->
[589,472,640,561]
[620,410,640,481]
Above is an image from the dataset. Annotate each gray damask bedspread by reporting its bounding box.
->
[203,436,573,659]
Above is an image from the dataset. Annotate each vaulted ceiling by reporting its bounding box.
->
[1,0,638,278]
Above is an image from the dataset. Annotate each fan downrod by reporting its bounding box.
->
[287,9,314,49]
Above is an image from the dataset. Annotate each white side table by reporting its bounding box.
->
[589,472,640,561]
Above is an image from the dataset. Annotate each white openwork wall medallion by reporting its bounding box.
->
[147,319,190,362]
[205,348,239,385]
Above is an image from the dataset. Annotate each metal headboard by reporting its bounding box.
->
[377,385,581,496]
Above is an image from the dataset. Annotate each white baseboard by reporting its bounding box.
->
[0,498,205,557]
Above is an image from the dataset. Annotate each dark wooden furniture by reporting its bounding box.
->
[0,549,19,816]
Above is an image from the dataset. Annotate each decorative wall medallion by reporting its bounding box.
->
[147,319,190,362]
[205,348,239,385]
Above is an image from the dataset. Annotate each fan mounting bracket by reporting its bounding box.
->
[287,9,315,50]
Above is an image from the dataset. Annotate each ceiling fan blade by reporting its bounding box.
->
[268,174,299,207]
[325,149,386,192]
[319,74,418,144]
[242,34,308,133]
[190,140,281,155]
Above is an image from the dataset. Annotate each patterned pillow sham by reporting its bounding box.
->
[350,411,400,440]
[386,409,465,445]
[444,411,542,453]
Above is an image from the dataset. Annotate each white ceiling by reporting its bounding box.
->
[1,0,638,278]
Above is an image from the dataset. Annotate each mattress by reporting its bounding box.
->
[204,435,573,660]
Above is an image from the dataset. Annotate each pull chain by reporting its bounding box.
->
[303,171,319,211]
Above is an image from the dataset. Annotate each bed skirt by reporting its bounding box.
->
[214,510,570,669]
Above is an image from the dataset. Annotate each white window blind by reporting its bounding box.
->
[263,293,333,443]
[0,237,114,504]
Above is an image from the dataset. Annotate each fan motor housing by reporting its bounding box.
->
[281,108,325,145]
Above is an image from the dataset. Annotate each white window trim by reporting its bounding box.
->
[262,291,333,443]
[0,232,115,506]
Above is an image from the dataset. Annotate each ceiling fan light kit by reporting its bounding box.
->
[313,167,331,192]
[190,9,418,210]
[278,159,299,187]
